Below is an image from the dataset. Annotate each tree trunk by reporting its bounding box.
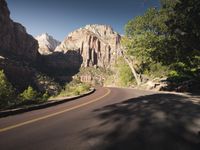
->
[120,50,141,85]
[124,56,141,85]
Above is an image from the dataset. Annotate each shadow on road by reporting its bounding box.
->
[82,93,200,150]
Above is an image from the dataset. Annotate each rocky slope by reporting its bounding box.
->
[55,24,122,68]
[0,0,39,61]
[35,33,60,55]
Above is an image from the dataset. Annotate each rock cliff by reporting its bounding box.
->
[0,0,39,61]
[55,24,121,68]
[35,33,60,55]
[0,0,61,94]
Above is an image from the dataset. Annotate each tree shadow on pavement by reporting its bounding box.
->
[82,93,200,150]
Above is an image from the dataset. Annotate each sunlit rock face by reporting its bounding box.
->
[0,0,39,61]
[35,33,60,55]
[55,24,122,68]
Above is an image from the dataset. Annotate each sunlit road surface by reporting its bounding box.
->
[0,87,199,150]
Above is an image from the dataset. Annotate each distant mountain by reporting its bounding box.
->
[35,33,60,55]
[55,24,122,68]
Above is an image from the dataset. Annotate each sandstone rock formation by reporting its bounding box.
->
[55,24,121,68]
[0,0,39,61]
[35,33,60,55]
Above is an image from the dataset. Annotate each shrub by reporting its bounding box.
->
[169,70,179,78]
[115,58,135,86]
[143,62,170,78]
[0,70,15,108]
[41,91,50,102]
[57,81,91,97]
[19,86,38,102]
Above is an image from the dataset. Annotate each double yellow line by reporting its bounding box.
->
[0,88,111,133]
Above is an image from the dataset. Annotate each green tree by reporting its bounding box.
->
[124,7,174,63]
[167,0,200,72]
[0,70,15,108]
[123,8,171,78]
[123,0,200,81]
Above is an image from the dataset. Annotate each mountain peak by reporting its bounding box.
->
[35,33,60,55]
[36,33,51,40]
[56,24,121,68]
[85,24,113,30]
[84,24,115,37]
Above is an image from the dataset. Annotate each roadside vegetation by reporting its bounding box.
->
[55,79,91,97]
[120,0,200,91]
[0,70,15,108]
[0,69,91,110]
[0,69,50,110]
[113,57,135,87]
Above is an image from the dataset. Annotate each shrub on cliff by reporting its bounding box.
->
[0,70,15,108]
[19,86,38,102]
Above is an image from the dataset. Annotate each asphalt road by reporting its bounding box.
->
[0,87,199,150]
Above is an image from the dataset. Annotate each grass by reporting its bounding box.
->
[53,80,91,98]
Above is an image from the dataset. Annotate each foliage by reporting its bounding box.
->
[41,91,50,102]
[0,70,50,109]
[143,62,170,78]
[124,7,174,63]
[19,86,38,102]
[123,0,200,82]
[0,70,15,108]
[167,0,200,69]
[115,58,135,86]
[57,80,91,97]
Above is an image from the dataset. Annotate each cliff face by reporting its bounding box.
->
[35,33,60,55]
[0,0,62,94]
[0,0,39,61]
[55,24,121,68]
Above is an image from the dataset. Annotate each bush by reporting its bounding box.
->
[19,86,38,102]
[169,70,179,78]
[42,91,49,99]
[115,58,135,86]
[119,65,134,86]
[0,70,15,108]
[143,62,170,78]
[57,80,91,97]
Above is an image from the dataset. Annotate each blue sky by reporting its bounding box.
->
[7,0,160,41]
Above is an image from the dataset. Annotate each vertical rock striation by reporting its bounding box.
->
[55,24,121,68]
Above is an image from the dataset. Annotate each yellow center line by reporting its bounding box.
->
[0,88,111,133]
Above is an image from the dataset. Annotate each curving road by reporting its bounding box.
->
[0,87,199,150]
